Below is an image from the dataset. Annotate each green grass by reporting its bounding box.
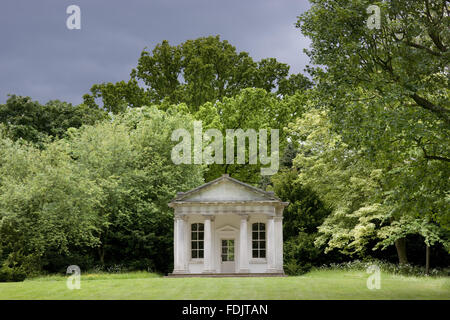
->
[0,269,449,300]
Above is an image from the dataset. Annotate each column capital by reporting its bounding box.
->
[202,214,215,221]
[238,214,249,221]
[174,214,187,221]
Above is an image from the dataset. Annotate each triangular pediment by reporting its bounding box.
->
[217,225,238,232]
[173,175,279,203]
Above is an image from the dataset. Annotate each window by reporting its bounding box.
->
[191,223,204,259]
[221,240,235,261]
[252,223,266,258]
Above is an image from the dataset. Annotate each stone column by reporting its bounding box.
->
[266,216,276,272]
[173,217,177,271]
[203,215,214,273]
[173,215,187,273]
[239,214,250,273]
[274,216,284,272]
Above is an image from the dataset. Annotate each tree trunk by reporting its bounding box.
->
[98,246,105,265]
[425,245,430,275]
[394,238,408,265]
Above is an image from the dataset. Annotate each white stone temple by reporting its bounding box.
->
[168,174,288,276]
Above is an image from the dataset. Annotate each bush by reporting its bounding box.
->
[11,268,26,281]
[284,259,312,276]
[317,259,450,277]
[283,232,320,275]
[0,266,26,282]
[0,266,12,282]
[41,251,96,274]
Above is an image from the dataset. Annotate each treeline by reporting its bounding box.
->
[1,4,449,279]
[0,103,203,278]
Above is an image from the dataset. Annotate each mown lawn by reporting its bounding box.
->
[0,269,448,300]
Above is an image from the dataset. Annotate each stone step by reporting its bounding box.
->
[166,273,286,278]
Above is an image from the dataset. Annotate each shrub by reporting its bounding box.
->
[317,259,450,277]
[284,259,312,276]
[283,232,320,275]
[0,266,12,282]
[0,266,26,282]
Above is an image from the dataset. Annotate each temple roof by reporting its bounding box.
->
[169,174,289,207]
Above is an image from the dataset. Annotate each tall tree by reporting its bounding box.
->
[194,88,308,183]
[84,36,311,113]
[0,134,103,274]
[289,106,449,264]
[65,106,204,272]
[0,105,204,274]
[0,95,107,146]
[296,0,449,262]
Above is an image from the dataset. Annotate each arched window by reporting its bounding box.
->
[191,223,204,259]
[252,222,266,258]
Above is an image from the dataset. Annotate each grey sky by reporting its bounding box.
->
[0,0,312,105]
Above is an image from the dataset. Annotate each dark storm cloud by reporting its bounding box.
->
[0,0,311,105]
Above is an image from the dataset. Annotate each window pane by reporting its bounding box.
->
[252,231,258,240]
[252,223,258,231]
[192,232,197,240]
[222,240,226,246]
[198,241,204,249]
[192,223,197,231]
[192,241,198,249]
[260,232,265,240]
[198,223,204,231]
[198,232,204,240]
[192,250,198,258]
[259,223,265,231]
[198,250,204,258]
[228,242,234,253]
[260,250,266,258]
[260,240,266,249]
[252,241,258,249]
[222,254,227,261]
[252,249,258,258]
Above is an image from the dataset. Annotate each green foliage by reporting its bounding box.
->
[0,95,107,146]
[299,0,448,123]
[0,106,204,274]
[271,168,335,274]
[63,106,204,272]
[272,169,330,238]
[293,0,449,265]
[83,80,151,114]
[376,216,450,252]
[0,135,103,275]
[283,233,319,275]
[84,36,311,113]
[297,0,449,228]
[318,259,449,278]
[0,262,27,282]
[0,255,30,282]
[83,36,312,187]
[195,88,308,183]
[288,105,449,262]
